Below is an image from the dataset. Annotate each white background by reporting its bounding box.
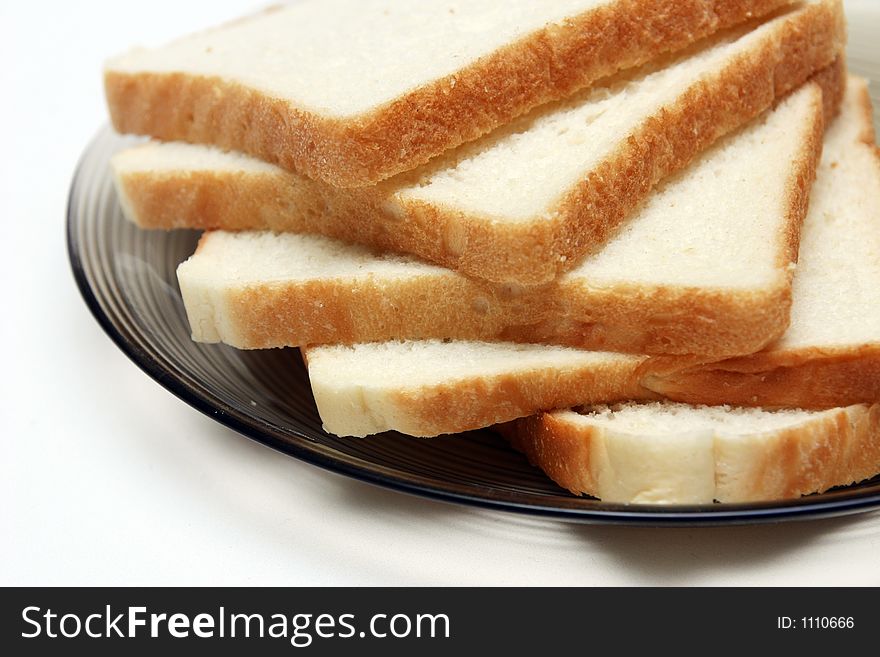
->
[4,0,880,586]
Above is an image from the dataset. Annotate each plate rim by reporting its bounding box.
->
[66,128,880,527]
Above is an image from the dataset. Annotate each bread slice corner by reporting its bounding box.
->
[644,76,880,409]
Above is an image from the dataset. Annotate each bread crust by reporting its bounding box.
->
[193,261,796,357]
[498,412,604,496]
[391,365,653,437]
[105,0,796,189]
[501,403,880,503]
[113,2,845,286]
[644,345,880,410]
[309,351,658,438]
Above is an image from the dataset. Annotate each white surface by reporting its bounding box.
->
[4,0,880,586]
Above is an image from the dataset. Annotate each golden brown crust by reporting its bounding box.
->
[500,403,880,503]
[852,77,879,146]
[778,59,841,272]
[389,360,656,437]
[105,0,795,189]
[210,269,794,357]
[504,281,794,357]
[225,274,514,350]
[118,170,288,231]
[497,413,603,496]
[815,55,848,126]
[643,345,880,410]
[114,3,845,286]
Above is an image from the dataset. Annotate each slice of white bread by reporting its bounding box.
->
[303,343,654,440]
[175,73,837,358]
[105,0,797,189]
[500,402,880,503]
[644,75,880,408]
[303,76,880,438]
[112,1,845,285]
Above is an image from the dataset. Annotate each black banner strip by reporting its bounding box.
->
[2,588,875,654]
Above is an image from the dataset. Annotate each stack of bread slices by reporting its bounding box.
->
[104,0,880,504]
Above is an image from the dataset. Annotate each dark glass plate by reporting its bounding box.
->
[69,57,880,527]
